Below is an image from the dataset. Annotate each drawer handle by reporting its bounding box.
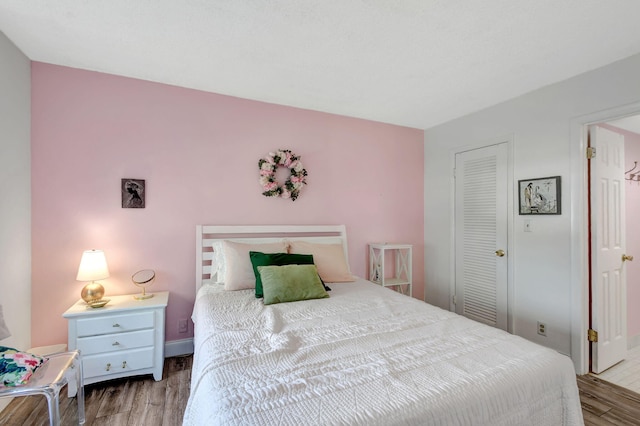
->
[106,363,111,372]
[112,323,120,327]
[112,341,120,346]
[122,361,127,369]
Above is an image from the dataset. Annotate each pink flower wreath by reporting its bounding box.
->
[258,149,308,201]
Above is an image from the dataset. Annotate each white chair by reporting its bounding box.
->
[0,305,85,425]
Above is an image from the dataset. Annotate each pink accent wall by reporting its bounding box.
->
[30,63,424,347]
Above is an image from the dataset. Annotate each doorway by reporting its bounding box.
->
[569,102,640,376]
[589,117,640,385]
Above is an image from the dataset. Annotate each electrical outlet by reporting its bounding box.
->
[537,321,546,336]
[178,318,188,334]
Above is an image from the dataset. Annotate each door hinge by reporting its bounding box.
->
[588,328,598,342]
[452,294,457,305]
[453,167,456,178]
[586,146,596,159]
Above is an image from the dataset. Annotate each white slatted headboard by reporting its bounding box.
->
[196,225,349,292]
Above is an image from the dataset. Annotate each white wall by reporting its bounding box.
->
[0,29,31,404]
[424,52,640,362]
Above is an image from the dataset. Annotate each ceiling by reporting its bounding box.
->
[2,1,640,130]
[608,116,640,135]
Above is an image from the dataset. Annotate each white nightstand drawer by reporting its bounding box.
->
[77,329,155,355]
[83,347,155,380]
[76,310,154,337]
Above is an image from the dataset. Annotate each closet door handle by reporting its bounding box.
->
[495,249,505,257]
[622,254,634,262]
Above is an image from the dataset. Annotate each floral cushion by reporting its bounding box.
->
[0,346,48,387]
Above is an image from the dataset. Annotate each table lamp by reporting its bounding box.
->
[76,249,110,304]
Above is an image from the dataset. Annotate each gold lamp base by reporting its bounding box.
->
[81,281,105,303]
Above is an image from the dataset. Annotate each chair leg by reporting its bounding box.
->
[44,389,60,426]
[75,356,85,425]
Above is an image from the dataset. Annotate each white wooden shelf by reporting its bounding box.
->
[369,243,412,296]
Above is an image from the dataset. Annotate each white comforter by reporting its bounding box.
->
[185,279,583,425]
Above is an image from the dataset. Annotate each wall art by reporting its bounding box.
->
[518,176,560,215]
[121,178,145,208]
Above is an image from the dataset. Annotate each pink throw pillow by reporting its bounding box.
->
[288,241,355,283]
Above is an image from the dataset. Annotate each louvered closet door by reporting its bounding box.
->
[454,143,508,330]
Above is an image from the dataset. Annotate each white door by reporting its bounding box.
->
[591,125,628,374]
[454,143,508,330]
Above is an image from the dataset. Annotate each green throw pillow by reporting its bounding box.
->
[258,264,329,305]
[250,252,315,298]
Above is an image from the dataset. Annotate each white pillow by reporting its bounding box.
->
[211,241,226,283]
[288,241,355,282]
[222,240,288,290]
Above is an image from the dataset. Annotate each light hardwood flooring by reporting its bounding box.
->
[593,345,640,394]
[2,354,640,425]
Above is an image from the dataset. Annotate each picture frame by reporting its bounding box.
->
[121,178,145,208]
[518,176,560,215]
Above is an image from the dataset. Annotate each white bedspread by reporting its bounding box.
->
[185,279,583,425]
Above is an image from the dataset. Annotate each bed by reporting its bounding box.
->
[184,225,583,425]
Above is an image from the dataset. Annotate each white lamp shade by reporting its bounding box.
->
[76,249,110,282]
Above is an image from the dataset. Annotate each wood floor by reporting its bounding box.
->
[1,354,640,425]
[579,374,640,425]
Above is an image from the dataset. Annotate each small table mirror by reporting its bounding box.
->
[132,269,155,300]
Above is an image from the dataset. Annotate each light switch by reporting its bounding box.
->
[524,219,533,232]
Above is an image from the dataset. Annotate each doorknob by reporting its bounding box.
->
[495,249,505,257]
[622,254,634,262]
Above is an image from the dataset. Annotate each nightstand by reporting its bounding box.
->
[62,291,169,394]
[369,243,412,296]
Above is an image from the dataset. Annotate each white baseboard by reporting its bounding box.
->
[628,334,640,350]
[165,338,193,357]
